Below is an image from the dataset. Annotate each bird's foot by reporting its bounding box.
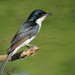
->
[25,44,37,49]
[25,45,30,49]
[25,44,38,56]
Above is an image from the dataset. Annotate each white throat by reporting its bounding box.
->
[35,16,47,33]
[36,16,47,27]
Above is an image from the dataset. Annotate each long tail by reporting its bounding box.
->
[0,52,13,75]
[0,46,21,75]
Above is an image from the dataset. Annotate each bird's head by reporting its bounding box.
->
[27,10,52,23]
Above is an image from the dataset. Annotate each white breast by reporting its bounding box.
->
[12,36,36,55]
[21,36,36,47]
[36,15,47,33]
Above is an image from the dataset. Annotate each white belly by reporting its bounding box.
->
[12,36,36,55]
[21,36,36,47]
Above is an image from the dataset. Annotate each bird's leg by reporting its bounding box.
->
[21,44,34,60]
[25,45,30,49]
[25,44,36,56]
[25,44,34,51]
[25,44,34,49]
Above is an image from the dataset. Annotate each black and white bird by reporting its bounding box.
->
[0,10,52,75]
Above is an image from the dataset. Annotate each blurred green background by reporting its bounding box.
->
[0,0,75,75]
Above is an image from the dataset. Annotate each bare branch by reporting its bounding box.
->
[0,46,39,62]
[0,35,14,44]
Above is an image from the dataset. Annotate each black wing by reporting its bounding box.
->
[7,21,39,54]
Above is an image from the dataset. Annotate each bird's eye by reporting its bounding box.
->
[35,15,39,18]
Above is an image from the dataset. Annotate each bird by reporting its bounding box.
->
[0,10,52,75]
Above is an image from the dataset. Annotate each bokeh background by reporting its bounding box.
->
[0,0,75,75]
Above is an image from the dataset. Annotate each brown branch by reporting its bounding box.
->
[0,46,39,62]
[3,68,15,75]
[0,35,14,44]
[3,68,15,72]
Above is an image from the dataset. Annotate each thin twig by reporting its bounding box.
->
[0,35,14,44]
